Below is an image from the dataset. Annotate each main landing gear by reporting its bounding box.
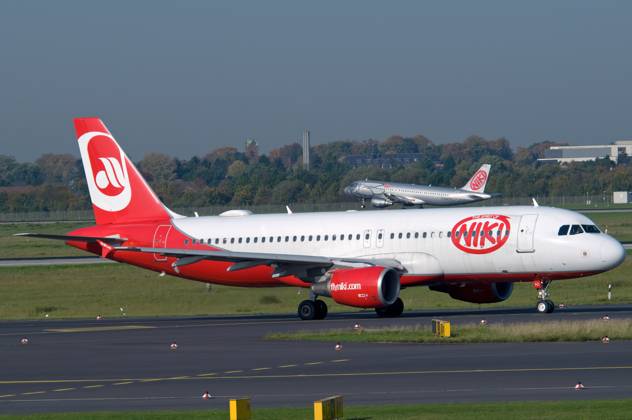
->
[360,199,366,209]
[533,279,555,313]
[375,297,404,318]
[298,298,328,320]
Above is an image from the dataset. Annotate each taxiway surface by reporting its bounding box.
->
[2,305,632,414]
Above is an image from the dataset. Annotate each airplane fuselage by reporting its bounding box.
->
[345,181,492,206]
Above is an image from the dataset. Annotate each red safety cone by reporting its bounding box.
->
[202,390,212,400]
[170,341,178,350]
[575,381,585,390]
[19,337,29,345]
[335,342,342,351]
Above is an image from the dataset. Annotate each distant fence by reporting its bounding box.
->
[0,195,628,223]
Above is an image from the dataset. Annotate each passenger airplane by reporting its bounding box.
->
[17,119,625,320]
[344,164,493,208]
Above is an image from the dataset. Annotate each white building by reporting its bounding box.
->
[538,140,632,164]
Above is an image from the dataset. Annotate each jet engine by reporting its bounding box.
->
[311,266,400,308]
[370,197,393,208]
[430,282,513,304]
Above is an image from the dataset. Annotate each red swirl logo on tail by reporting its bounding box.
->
[469,170,488,191]
[451,214,510,254]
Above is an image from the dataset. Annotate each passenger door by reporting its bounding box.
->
[153,225,172,261]
[516,215,538,253]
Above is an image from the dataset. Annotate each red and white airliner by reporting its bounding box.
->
[18,118,626,320]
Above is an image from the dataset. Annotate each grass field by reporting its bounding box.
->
[267,318,632,343]
[0,254,631,320]
[2,400,632,420]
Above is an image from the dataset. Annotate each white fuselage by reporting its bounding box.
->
[171,206,624,282]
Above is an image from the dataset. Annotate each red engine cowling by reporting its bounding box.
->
[430,282,513,304]
[311,266,400,308]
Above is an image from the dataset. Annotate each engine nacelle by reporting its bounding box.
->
[371,197,393,208]
[430,282,513,304]
[311,266,400,308]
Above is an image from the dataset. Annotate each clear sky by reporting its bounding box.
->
[1,1,631,161]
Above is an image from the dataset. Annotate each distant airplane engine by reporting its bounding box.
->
[370,197,393,208]
[430,282,513,304]
[311,266,400,308]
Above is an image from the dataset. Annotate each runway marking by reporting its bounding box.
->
[197,373,216,377]
[251,367,271,371]
[224,370,243,374]
[46,325,154,333]
[112,381,133,386]
[21,391,46,395]
[8,363,632,386]
[304,361,323,365]
[52,387,75,392]
[330,359,350,363]
[83,385,104,389]
[0,394,16,398]
[279,364,297,368]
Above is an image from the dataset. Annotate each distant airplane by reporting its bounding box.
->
[16,120,625,320]
[344,164,494,208]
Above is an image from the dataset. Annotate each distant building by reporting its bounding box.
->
[342,153,424,169]
[245,138,259,162]
[538,140,632,164]
[302,130,310,169]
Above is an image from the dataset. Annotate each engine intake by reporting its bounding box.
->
[371,197,393,208]
[312,266,400,308]
[430,281,513,304]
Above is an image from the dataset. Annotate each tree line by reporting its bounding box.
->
[1,134,631,213]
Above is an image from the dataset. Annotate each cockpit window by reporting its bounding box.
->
[582,224,601,233]
[569,224,584,235]
[558,225,569,236]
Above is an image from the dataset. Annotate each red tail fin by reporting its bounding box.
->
[75,118,172,225]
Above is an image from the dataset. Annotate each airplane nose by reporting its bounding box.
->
[600,236,626,270]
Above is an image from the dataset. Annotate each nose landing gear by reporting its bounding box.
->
[534,279,554,313]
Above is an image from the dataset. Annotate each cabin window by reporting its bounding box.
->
[184,239,189,245]
[246,237,250,243]
[332,234,337,241]
[230,238,235,244]
[285,236,290,242]
[309,235,313,241]
[340,234,344,241]
[238,238,243,244]
[378,233,383,240]
[390,233,395,239]
[439,231,443,238]
[356,234,361,240]
[365,233,370,240]
[192,239,197,244]
[301,235,305,242]
[222,238,227,244]
[406,232,411,239]
[215,238,220,244]
[398,233,403,239]
[324,235,329,241]
[316,235,321,241]
[277,236,282,242]
[414,232,419,239]
[254,237,258,243]
[570,224,584,235]
[423,232,427,238]
[558,225,569,235]
[261,237,266,243]
[430,232,435,238]
[447,231,451,238]
[582,224,600,233]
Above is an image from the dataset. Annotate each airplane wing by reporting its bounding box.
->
[385,194,425,205]
[115,245,406,281]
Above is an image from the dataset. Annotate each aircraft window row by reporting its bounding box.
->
[189,233,367,245]
[557,224,601,236]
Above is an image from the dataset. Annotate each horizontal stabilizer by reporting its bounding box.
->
[14,233,126,245]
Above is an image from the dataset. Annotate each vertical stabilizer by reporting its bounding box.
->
[75,118,173,225]
[462,164,491,193]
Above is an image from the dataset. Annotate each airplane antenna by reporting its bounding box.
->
[286,205,293,214]
[194,211,199,217]
[532,198,539,207]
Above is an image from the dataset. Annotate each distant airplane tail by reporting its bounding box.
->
[75,117,178,225]
[462,164,491,193]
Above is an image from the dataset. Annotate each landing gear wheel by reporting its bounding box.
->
[298,300,316,320]
[536,300,555,314]
[375,297,404,318]
[314,300,328,320]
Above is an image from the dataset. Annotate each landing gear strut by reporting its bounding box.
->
[375,297,404,318]
[533,279,555,313]
[360,199,366,209]
[298,298,328,320]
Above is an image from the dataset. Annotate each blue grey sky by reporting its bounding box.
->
[1,1,631,161]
